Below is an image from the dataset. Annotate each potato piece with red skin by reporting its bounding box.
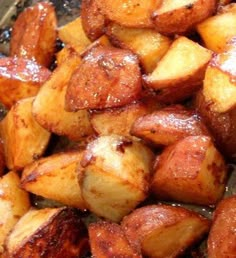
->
[207,196,236,258]
[131,105,210,146]
[151,136,227,205]
[65,46,142,111]
[10,2,57,67]
[89,221,141,258]
[0,57,51,109]
[121,205,210,258]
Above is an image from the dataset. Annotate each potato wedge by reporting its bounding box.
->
[0,171,30,254]
[79,135,153,222]
[0,97,51,170]
[207,196,236,258]
[4,207,88,258]
[99,0,161,28]
[0,57,51,109]
[152,0,217,35]
[203,50,236,113]
[143,36,212,97]
[106,23,172,73]
[131,105,210,146]
[121,205,210,257]
[21,151,87,210]
[195,90,236,161]
[10,2,57,67]
[197,5,236,53]
[81,0,106,41]
[89,221,141,258]
[32,52,93,141]
[65,46,142,111]
[151,136,227,205]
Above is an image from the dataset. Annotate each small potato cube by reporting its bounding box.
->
[81,0,105,41]
[4,207,88,258]
[79,135,153,222]
[121,205,210,257]
[151,136,227,205]
[203,50,236,113]
[207,196,236,258]
[21,151,87,210]
[0,171,30,255]
[197,5,236,53]
[0,97,51,170]
[32,52,93,141]
[152,0,217,35]
[131,105,210,146]
[65,46,142,111]
[10,2,57,67]
[143,37,212,101]
[89,221,141,258]
[106,23,172,73]
[0,57,51,109]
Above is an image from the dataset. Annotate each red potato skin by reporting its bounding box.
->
[65,46,142,111]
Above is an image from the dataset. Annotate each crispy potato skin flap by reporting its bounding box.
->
[65,46,142,110]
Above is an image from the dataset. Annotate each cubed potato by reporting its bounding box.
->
[207,196,236,258]
[0,97,51,170]
[121,205,210,257]
[197,5,236,53]
[79,135,153,222]
[152,0,217,35]
[58,16,92,53]
[0,57,51,109]
[131,105,210,146]
[143,37,212,101]
[21,151,87,210]
[203,50,236,113]
[99,0,161,28]
[10,2,57,67]
[106,23,172,73]
[32,52,93,141]
[89,221,141,258]
[0,171,30,255]
[90,101,153,137]
[81,0,105,41]
[195,90,236,161]
[65,46,142,111]
[4,207,88,258]
[151,136,227,205]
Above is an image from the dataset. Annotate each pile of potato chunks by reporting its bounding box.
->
[0,0,235,257]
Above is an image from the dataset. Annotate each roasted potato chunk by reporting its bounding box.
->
[99,0,161,28]
[32,52,93,141]
[143,36,212,100]
[81,0,106,41]
[10,2,57,67]
[207,196,236,258]
[151,136,227,205]
[121,205,210,257]
[65,46,142,111]
[89,221,141,258]
[203,50,236,113]
[4,207,88,258]
[131,105,210,146]
[0,57,51,109]
[0,97,51,170]
[106,22,172,73]
[152,0,217,35]
[79,135,153,222]
[0,171,30,255]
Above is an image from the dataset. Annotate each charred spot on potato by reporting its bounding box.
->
[116,138,133,153]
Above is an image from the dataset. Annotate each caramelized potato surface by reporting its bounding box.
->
[121,205,210,257]
[65,46,142,111]
[10,2,57,67]
[0,57,51,109]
